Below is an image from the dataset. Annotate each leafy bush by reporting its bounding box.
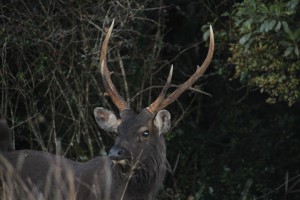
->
[228,0,300,106]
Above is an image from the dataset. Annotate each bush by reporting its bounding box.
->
[228,0,300,106]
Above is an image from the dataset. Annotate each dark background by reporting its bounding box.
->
[1,0,300,199]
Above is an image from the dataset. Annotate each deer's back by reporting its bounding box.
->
[0,150,115,199]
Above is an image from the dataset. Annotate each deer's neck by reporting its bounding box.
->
[112,145,166,199]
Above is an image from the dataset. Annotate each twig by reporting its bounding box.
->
[120,150,144,200]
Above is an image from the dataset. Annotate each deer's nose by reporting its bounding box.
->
[109,146,130,160]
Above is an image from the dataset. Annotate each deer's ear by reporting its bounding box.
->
[94,107,121,133]
[154,110,171,135]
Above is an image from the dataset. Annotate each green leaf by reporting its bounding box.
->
[203,30,210,41]
[239,33,252,45]
[282,21,291,34]
[221,11,230,16]
[275,21,281,32]
[271,4,282,14]
[284,47,293,57]
[279,40,293,47]
[287,0,300,10]
[260,4,269,12]
[259,21,268,32]
[243,18,253,31]
[294,28,300,40]
[249,0,256,9]
[295,46,299,57]
[267,20,277,32]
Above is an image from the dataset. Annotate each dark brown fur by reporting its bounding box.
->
[0,108,169,200]
[0,119,13,152]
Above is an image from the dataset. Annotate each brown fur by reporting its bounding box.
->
[0,108,169,200]
[0,119,13,152]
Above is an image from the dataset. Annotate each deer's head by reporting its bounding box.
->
[94,20,214,170]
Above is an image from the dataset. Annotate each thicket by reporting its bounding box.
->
[1,0,300,199]
[228,0,300,106]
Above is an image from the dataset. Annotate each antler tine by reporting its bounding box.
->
[100,20,129,112]
[147,65,173,114]
[147,25,214,114]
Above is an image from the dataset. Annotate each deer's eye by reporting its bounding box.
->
[142,130,150,137]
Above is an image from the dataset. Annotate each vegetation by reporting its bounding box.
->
[1,0,300,199]
[228,0,300,106]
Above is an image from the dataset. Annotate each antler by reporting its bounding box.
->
[100,20,129,112]
[147,25,215,114]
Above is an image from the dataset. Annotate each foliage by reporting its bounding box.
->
[228,0,300,106]
[1,0,300,200]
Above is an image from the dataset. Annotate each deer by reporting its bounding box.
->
[0,20,214,200]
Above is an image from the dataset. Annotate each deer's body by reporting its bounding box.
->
[0,109,167,200]
[0,20,214,199]
[2,149,164,200]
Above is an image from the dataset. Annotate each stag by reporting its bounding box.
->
[0,21,214,200]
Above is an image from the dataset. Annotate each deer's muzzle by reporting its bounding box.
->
[109,145,131,162]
